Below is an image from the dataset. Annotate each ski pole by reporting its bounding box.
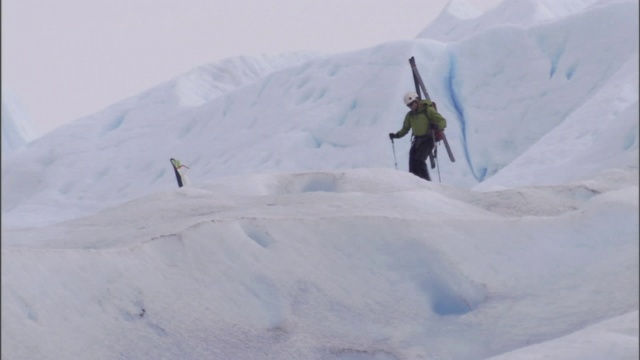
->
[431,130,442,183]
[390,138,398,169]
[435,144,442,182]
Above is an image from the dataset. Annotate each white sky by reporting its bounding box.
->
[2,0,502,135]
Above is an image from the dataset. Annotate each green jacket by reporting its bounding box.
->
[394,99,447,138]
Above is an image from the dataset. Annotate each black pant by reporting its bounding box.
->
[409,135,434,181]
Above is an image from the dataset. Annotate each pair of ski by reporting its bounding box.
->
[409,56,455,165]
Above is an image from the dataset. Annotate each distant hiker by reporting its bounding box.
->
[170,158,190,188]
[389,91,447,181]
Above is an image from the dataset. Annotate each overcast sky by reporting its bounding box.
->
[2,0,502,134]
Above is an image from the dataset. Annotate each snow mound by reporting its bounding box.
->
[2,90,37,153]
[488,311,639,360]
[418,0,610,42]
[3,0,637,227]
[174,53,319,107]
[2,167,637,359]
[444,0,483,20]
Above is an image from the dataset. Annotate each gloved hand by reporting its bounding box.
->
[389,133,397,140]
[433,130,444,141]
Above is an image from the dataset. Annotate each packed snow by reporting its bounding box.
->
[2,0,638,359]
[418,0,606,41]
[1,90,37,154]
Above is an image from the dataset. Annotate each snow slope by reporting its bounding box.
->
[2,168,638,359]
[488,311,639,359]
[1,0,638,359]
[2,90,37,154]
[2,0,637,227]
[418,0,606,42]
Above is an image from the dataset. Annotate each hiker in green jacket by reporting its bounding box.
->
[389,91,447,181]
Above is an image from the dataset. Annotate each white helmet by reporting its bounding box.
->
[403,91,419,105]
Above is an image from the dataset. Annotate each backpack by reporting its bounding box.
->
[420,101,445,141]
